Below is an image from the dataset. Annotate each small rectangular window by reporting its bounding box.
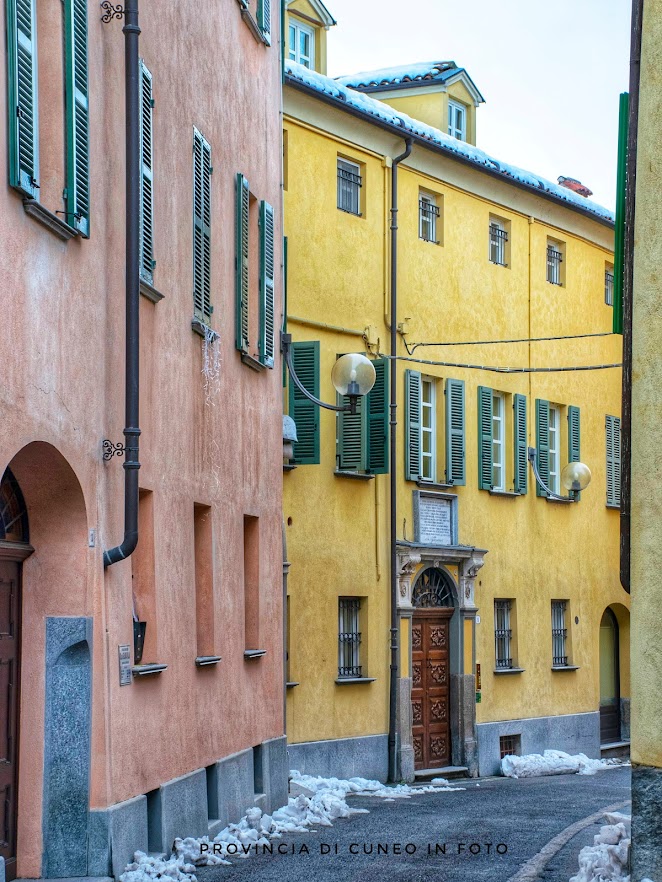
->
[547,238,564,285]
[419,192,440,243]
[605,264,614,306]
[338,597,361,678]
[500,734,521,759]
[548,405,561,494]
[289,20,314,68]
[243,515,260,651]
[489,218,509,267]
[551,600,568,666]
[494,600,513,669]
[447,100,466,140]
[337,157,362,216]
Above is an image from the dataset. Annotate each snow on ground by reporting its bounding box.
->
[119,771,463,882]
[570,812,633,882]
[501,750,627,779]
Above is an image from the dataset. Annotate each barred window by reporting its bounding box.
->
[551,600,568,666]
[605,266,614,306]
[419,193,439,243]
[338,597,361,678]
[494,600,513,669]
[489,221,508,266]
[547,242,563,285]
[337,158,362,215]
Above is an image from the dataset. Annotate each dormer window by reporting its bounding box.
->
[447,100,466,141]
[289,20,314,68]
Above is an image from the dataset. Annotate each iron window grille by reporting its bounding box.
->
[489,222,508,266]
[494,600,513,669]
[547,244,563,285]
[419,196,440,243]
[338,597,362,678]
[552,600,568,666]
[337,159,362,215]
[499,734,521,759]
[605,268,614,306]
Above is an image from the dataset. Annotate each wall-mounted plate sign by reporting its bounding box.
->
[119,644,132,686]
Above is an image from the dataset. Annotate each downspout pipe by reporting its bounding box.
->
[388,137,412,784]
[104,0,141,568]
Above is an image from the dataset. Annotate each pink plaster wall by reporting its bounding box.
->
[0,1,283,875]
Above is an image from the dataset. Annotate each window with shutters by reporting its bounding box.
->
[235,0,271,45]
[139,61,155,286]
[488,215,510,267]
[6,0,90,237]
[288,341,320,465]
[606,415,621,508]
[336,357,388,475]
[478,388,528,494]
[405,373,465,486]
[535,400,580,499]
[420,379,436,481]
[546,237,566,286]
[548,405,561,494]
[193,129,212,323]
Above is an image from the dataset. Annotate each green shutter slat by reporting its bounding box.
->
[193,130,212,321]
[477,386,493,490]
[282,236,288,387]
[404,370,421,481]
[257,0,271,42]
[289,341,320,465]
[568,405,580,463]
[606,415,622,507]
[366,358,389,474]
[535,399,550,497]
[513,393,528,494]
[613,92,629,335]
[259,201,275,368]
[445,378,466,486]
[338,395,363,471]
[64,0,90,235]
[139,61,154,282]
[235,173,250,350]
[7,0,39,197]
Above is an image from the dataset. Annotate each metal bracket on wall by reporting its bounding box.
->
[100,1,125,22]
[102,440,125,461]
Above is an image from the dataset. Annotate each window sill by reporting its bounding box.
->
[283,463,298,472]
[334,470,375,480]
[493,667,525,675]
[551,665,580,671]
[419,238,441,246]
[338,208,363,218]
[335,677,376,685]
[416,480,455,491]
[286,681,299,689]
[132,663,168,677]
[195,655,222,667]
[244,649,267,660]
[140,278,164,303]
[191,317,218,340]
[489,489,520,498]
[606,503,620,510]
[23,199,79,241]
[236,0,270,45]
[241,352,266,372]
[489,260,509,268]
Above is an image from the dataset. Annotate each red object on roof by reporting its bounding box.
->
[557,176,593,198]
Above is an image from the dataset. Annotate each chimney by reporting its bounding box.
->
[557,176,593,198]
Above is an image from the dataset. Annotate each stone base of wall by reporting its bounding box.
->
[476,711,600,777]
[89,735,288,879]
[620,698,631,741]
[631,763,662,882]
[287,734,388,782]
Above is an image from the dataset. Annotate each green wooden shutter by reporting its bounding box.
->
[138,61,154,282]
[289,341,319,464]
[193,129,212,321]
[477,386,493,490]
[235,173,250,350]
[338,395,363,471]
[568,405,580,463]
[7,0,39,197]
[445,378,465,486]
[606,415,621,507]
[259,201,275,368]
[405,370,421,481]
[64,0,90,235]
[257,0,271,42]
[535,399,550,497]
[366,358,389,474]
[513,393,528,494]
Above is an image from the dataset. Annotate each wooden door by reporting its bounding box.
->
[0,560,20,881]
[412,612,451,770]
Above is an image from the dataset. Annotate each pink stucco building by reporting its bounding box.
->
[0,1,285,878]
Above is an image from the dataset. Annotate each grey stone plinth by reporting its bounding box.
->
[148,768,207,854]
[396,676,415,783]
[89,795,148,878]
[451,673,478,776]
[476,711,600,777]
[287,734,388,782]
[211,748,255,830]
[631,764,662,882]
[42,617,93,878]
[261,736,289,813]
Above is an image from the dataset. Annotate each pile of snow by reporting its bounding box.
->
[570,812,631,882]
[119,771,463,882]
[501,750,620,779]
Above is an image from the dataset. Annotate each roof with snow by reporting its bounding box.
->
[284,61,614,226]
[285,0,336,27]
[336,61,484,104]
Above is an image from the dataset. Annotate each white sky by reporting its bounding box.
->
[325,0,631,211]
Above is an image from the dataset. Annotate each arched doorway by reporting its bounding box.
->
[0,469,31,882]
[411,568,455,770]
[600,607,620,744]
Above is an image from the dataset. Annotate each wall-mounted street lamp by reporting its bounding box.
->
[528,447,592,503]
[281,332,376,414]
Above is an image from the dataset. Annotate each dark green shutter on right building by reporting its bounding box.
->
[289,341,320,465]
[404,370,421,481]
[7,0,39,197]
[366,358,389,474]
[477,386,493,490]
[513,393,528,494]
[445,378,465,485]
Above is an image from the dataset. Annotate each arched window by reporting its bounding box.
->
[412,567,455,608]
[0,469,29,543]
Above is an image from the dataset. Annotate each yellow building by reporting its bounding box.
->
[283,2,629,780]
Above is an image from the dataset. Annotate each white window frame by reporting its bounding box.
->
[605,265,614,306]
[447,100,466,141]
[337,157,362,216]
[288,20,314,68]
[420,378,436,482]
[547,239,563,285]
[548,405,561,494]
[419,192,439,243]
[489,219,508,266]
[492,391,506,490]
[494,600,513,669]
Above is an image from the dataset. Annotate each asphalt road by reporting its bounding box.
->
[199,766,631,882]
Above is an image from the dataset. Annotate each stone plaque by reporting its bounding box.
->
[418,495,453,545]
[119,644,132,686]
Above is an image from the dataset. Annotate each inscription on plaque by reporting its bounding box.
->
[418,496,453,545]
[119,644,132,686]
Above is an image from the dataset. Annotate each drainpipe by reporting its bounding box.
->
[388,137,412,784]
[104,0,141,568]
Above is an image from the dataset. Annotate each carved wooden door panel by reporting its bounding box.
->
[0,560,20,881]
[411,613,451,770]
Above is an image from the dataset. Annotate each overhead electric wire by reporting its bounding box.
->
[405,331,616,354]
[381,353,622,374]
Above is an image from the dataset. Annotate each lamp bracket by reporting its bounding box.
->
[527,447,576,503]
[281,332,358,413]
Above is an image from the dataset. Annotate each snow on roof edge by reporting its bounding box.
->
[285,61,614,226]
